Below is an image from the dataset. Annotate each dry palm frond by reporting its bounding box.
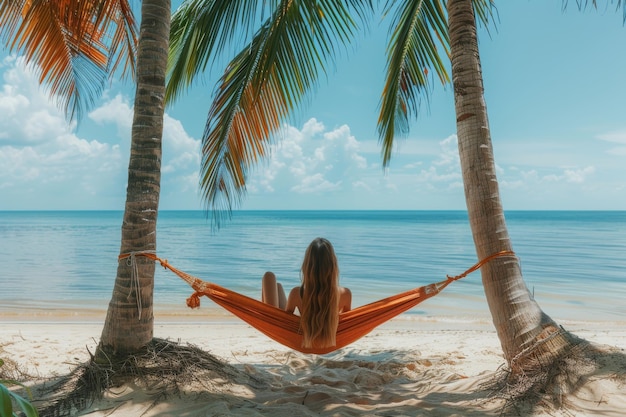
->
[37,338,267,417]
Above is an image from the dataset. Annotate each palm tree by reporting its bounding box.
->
[446,0,572,371]
[97,0,171,357]
[0,0,166,357]
[97,0,282,356]
[166,0,614,377]
[445,0,624,373]
[0,0,137,121]
[0,0,170,357]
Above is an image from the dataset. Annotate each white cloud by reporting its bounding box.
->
[88,94,133,138]
[432,135,459,167]
[542,166,595,184]
[415,166,462,184]
[0,136,124,207]
[0,56,71,145]
[607,147,626,156]
[248,119,371,196]
[564,166,595,183]
[86,96,202,208]
[0,57,123,206]
[0,146,39,188]
[162,115,200,174]
[0,56,201,209]
[244,120,467,208]
[597,130,626,144]
[0,85,29,120]
[404,135,462,190]
[292,173,342,193]
[510,165,595,185]
[2,49,622,210]
[596,129,626,156]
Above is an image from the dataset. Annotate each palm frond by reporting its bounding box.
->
[378,0,449,166]
[166,0,278,105]
[563,0,626,23]
[0,0,137,121]
[472,0,496,28]
[98,0,138,79]
[201,0,373,226]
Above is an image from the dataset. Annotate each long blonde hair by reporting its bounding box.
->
[300,237,340,349]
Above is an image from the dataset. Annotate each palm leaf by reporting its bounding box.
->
[378,0,496,166]
[472,0,497,28]
[199,0,372,225]
[378,0,449,166]
[166,0,278,104]
[564,0,626,23]
[0,0,137,121]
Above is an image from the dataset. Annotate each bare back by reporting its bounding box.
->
[285,286,352,315]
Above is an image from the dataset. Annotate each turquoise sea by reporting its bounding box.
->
[0,210,625,322]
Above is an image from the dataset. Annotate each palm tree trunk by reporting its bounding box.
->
[447,0,572,372]
[98,0,171,357]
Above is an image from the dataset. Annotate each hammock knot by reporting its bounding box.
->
[187,292,202,309]
[446,272,467,281]
[424,284,439,295]
[447,250,516,281]
[157,258,169,270]
[119,250,158,321]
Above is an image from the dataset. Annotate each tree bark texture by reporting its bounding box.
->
[447,0,570,371]
[98,0,171,356]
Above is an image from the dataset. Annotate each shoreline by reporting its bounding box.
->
[2,304,625,326]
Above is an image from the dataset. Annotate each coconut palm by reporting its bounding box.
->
[97,0,287,356]
[381,0,575,371]
[414,0,623,373]
[446,0,571,371]
[96,0,172,357]
[0,0,167,357]
[0,0,137,121]
[414,0,625,371]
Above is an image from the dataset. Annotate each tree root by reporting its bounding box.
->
[0,343,35,381]
[484,334,626,416]
[34,337,267,417]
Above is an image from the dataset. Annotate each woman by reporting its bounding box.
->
[262,237,352,349]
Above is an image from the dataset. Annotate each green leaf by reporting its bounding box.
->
[378,0,450,166]
[194,0,372,226]
[8,390,39,417]
[0,382,39,417]
[0,383,15,417]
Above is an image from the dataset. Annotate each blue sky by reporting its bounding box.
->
[1,1,625,211]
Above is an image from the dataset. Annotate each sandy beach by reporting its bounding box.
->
[2,312,625,417]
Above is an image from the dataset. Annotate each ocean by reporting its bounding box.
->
[1,210,624,322]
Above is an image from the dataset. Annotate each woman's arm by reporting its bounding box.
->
[285,286,302,314]
[339,286,352,312]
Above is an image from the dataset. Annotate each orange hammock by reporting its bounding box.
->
[121,251,515,354]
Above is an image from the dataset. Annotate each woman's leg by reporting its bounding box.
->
[262,272,287,309]
[262,271,280,307]
[276,283,287,310]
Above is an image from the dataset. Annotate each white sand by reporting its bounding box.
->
[1,316,625,417]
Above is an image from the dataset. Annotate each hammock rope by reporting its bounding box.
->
[119,250,516,354]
